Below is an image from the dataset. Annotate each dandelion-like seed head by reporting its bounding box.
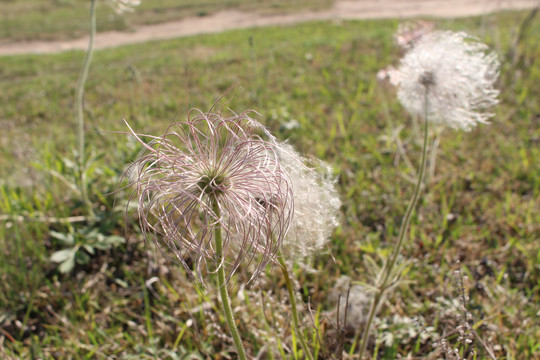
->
[108,0,141,15]
[126,110,294,283]
[419,71,436,88]
[394,20,435,50]
[389,31,500,131]
[276,144,341,266]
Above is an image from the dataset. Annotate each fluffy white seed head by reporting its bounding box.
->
[276,144,341,264]
[108,0,141,14]
[389,31,500,131]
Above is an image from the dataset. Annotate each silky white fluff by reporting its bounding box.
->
[108,0,141,14]
[277,144,341,261]
[389,31,500,131]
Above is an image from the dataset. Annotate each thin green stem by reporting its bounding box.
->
[213,202,248,360]
[278,254,314,360]
[75,0,96,218]
[355,90,430,358]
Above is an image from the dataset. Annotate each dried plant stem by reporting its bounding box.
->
[355,91,430,358]
[213,202,247,360]
[473,332,497,360]
[278,254,314,360]
[0,214,87,223]
[75,0,96,218]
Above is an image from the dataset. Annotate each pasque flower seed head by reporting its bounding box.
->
[276,144,341,264]
[389,31,500,131]
[126,110,293,282]
[108,0,140,14]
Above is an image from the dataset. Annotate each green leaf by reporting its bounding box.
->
[83,244,95,255]
[75,251,91,265]
[84,228,100,239]
[93,235,125,250]
[58,254,75,274]
[61,157,75,169]
[93,241,112,251]
[106,235,126,244]
[50,231,74,245]
[51,248,76,263]
[115,279,129,288]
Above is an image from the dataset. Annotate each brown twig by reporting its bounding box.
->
[0,327,16,343]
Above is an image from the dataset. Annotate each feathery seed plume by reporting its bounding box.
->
[389,31,500,131]
[108,0,141,14]
[276,144,341,264]
[126,110,294,282]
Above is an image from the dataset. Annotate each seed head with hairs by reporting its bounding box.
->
[276,144,341,265]
[108,0,141,14]
[126,110,294,283]
[389,31,500,131]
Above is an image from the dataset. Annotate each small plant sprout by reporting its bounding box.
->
[356,30,500,358]
[50,227,125,273]
[126,109,294,359]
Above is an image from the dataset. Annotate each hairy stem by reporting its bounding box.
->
[355,91,430,358]
[75,0,96,218]
[213,202,248,360]
[278,254,314,360]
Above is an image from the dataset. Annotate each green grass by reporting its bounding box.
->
[1,8,539,360]
[0,0,333,42]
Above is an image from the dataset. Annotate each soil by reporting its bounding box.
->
[0,0,538,56]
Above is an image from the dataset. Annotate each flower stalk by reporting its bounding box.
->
[213,200,248,360]
[356,90,430,358]
[278,253,314,360]
[128,110,296,357]
[387,31,499,131]
[75,0,96,218]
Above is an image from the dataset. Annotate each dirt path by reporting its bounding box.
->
[0,0,538,56]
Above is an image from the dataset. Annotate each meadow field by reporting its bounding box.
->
[0,2,539,359]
